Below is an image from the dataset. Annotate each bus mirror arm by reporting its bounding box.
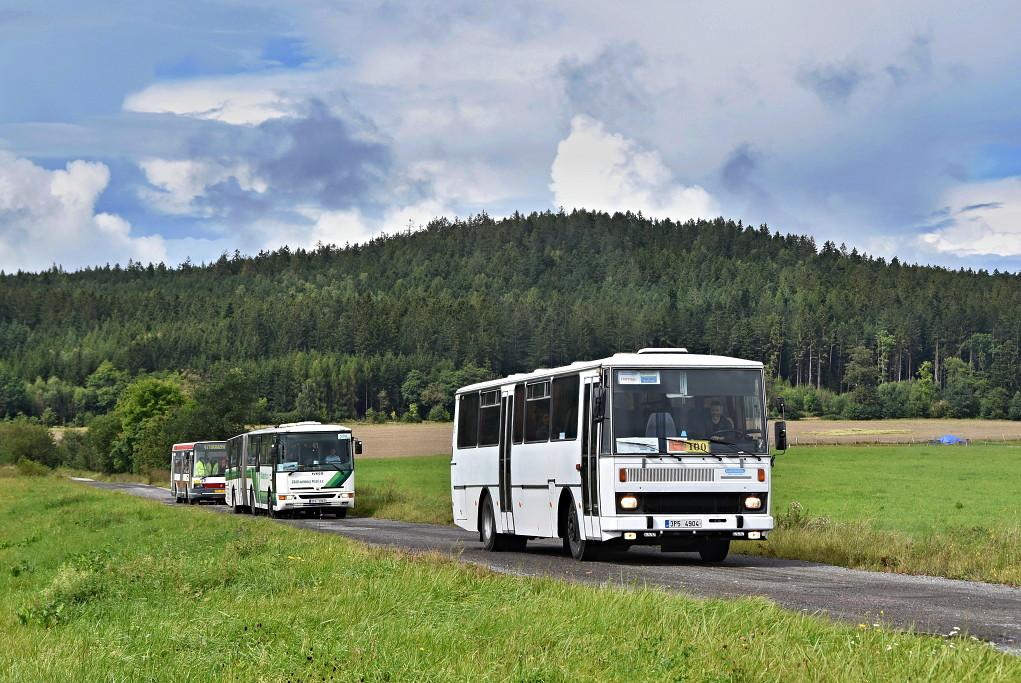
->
[772,396,787,452]
[592,386,607,422]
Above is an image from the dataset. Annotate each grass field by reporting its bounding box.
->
[353,444,1021,585]
[1,473,1017,682]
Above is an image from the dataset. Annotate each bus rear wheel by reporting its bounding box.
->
[564,503,600,561]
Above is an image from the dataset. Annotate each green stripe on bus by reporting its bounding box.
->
[324,470,352,488]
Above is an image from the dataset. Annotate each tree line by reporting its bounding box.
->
[1,210,1020,471]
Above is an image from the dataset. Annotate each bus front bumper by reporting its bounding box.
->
[276,493,354,509]
[601,514,774,540]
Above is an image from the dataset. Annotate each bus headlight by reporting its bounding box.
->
[620,495,639,510]
[744,495,762,510]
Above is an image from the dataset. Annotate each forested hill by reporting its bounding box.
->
[2,210,1020,424]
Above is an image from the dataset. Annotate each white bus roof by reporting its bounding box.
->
[242,421,354,437]
[457,351,763,394]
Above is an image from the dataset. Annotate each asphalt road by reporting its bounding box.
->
[79,479,1021,654]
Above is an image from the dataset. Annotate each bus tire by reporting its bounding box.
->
[228,489,242,514]
[480,494,515,552]
[334,508,348,519]
[698,539,730,563]
[564,501,600,561]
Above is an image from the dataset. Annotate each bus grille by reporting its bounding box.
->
[623,467,715,483]
[298,493,336,500]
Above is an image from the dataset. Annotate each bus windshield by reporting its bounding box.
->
[194,446,226,477]
[277,433,353,471]
[611,368,766,455]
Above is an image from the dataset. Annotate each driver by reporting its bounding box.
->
[707,399,734,434]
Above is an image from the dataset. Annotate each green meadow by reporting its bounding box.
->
[2,472,1018,682]
[354,444,1021,585]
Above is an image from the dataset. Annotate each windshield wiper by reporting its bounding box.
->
[616,440,659,453]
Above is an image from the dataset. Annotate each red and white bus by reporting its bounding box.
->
[170,441,227,504]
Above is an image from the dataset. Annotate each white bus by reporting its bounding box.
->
[170,441,227,504]
[450,349,787,562]
[224,422,362,518]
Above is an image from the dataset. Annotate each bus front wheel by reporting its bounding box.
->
[480,496,522,552]
[698,539,730,563]
[565,503,601,561]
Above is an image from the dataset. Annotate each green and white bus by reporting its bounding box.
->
[170,441,227,504]
[224,422,362,518]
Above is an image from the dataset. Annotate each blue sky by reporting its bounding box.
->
[2,1,1021,272]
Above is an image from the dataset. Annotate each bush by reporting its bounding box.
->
[400,404,423,423]
[0,420,60,467]
[16,458,50,477]
[877,382,911,419]
[980,387,1009,420]
[85,413,122,473]
[364,407,386,424]
[1009,391,1021,421]
[427,405,451,422]
[943,379,979,418]
[58,430,93,470]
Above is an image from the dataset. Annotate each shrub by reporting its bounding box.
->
[427,405,451,422]
[0,420,59,467]
[980,387,1009,419]
[16,458,50,477]
[1010,391,1021,421]
[400,404,423,423]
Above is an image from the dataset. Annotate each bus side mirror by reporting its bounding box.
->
[774,421,788,452]
[592,386,607,422]
[354,440,363,455]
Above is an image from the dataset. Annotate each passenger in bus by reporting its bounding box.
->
[706,399,735,435]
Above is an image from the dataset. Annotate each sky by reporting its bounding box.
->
[2,1,1021,273]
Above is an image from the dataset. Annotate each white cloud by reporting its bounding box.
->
[123,74,303,125]
[0,152,165,272]
[140,158,267,215]
[550,115,717,221]
[920,177,1021,257]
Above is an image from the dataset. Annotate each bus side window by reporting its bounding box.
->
[456,393,480,448]
[512,384,524,444]
[247,437,258,467]
[550,375,580,441]
[525,380,551,442]
[478,390,500,446]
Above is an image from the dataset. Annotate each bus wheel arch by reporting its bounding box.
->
[556,489,574,539]
[477,489,494,543]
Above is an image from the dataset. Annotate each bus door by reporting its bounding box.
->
[581,377,601,538]
[241,436,254,508]
[170,452,179,496]
[498,392,515,533]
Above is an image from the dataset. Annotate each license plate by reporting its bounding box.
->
[214,489,224,493]
[308,499,330,504]
[664,518,702,529]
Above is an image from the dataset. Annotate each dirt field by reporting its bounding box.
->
[354,422,453,458]
[786,418,1021,444]
[351,418,1021,457]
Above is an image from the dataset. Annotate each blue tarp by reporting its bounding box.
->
[936,434,967,445]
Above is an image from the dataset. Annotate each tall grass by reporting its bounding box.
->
[738,501,1021,585]
[2,476,1018,682]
